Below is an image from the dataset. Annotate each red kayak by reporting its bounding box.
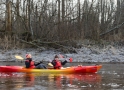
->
[0,65,102,74]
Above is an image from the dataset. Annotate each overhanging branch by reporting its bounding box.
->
[100,22,124,36]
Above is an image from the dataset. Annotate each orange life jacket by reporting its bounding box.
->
[25,60,35,69]
[54,60,62,69]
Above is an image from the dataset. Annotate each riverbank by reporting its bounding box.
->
[0,45,124,63]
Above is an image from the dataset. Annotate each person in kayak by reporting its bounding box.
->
[50,54,72,69]
[25,54,47,69]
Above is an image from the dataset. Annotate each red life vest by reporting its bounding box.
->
[25,60,35,69]
[54,60,62,69]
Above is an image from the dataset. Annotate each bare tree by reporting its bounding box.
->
[1,0,124,49]
[5,0,12,34]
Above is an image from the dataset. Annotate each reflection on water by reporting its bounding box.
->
[99,63,124,90]
[0,72,101,90]
[0,73,24,90]
[35,73,101,90]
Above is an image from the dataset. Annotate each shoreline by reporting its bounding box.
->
[0,61,124,64]
[0,45,124,63]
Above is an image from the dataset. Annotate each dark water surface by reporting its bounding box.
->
[0,62,124,90]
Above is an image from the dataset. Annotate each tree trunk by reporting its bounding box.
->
[5,0,12,34]
[16,0,20,34]
[58,0,60,40]
[62,0,65,21]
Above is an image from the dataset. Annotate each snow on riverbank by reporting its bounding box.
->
[0,45,124,62]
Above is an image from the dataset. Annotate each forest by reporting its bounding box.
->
[0,0,124,52]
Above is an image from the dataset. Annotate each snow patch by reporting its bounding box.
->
[0,46,124,62]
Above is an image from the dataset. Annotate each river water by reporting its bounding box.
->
[0,62,124,90]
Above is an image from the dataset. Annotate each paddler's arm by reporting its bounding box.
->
[61,58,73,65]
[61,60,67,65]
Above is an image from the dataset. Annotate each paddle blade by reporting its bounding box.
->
[69,58,73,62]
[15,55,24,60]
